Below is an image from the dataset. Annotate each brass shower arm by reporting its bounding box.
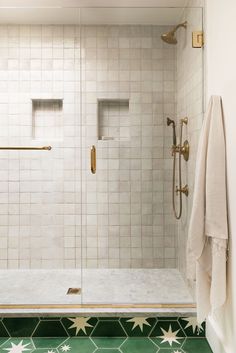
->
[172,21,188,33]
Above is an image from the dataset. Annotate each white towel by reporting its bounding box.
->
[188,95,228,324]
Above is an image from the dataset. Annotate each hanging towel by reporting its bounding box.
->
[188,95,228,324]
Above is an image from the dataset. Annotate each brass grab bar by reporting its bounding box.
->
[0,146,52,150]
[91,145,96,174]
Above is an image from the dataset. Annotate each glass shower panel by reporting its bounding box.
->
[81,7,204,305]
[0,7,82,306]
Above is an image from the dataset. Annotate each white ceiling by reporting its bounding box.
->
[0,7,184,25]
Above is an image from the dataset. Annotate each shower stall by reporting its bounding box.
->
[0,3,204,311]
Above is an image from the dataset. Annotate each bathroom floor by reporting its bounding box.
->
[0,269,193,305]
[0,337,213,353]
[0,317,212,353]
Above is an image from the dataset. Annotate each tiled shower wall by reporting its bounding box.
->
[0,24,178,269]
[81,25,177,268]
[0,24,81,269]
[176,6,204,279]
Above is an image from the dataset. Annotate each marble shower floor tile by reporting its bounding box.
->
[0,269,193,306]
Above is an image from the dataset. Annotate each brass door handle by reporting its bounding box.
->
[91,145,96,174]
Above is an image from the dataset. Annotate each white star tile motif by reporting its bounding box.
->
[60,345,71,352]
[181,317,203,334]
[126,317,151,332]
[3,341,31,353]
[173,351,182,353]
[158,325,182,347]
[68,317,93,335]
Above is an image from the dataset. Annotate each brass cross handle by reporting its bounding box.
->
[176,184,189,197]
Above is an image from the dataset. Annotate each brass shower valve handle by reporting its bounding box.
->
[176,185,189,197]
[172,141,189,161]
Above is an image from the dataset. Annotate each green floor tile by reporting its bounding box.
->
[95,348,120,353]
[178,318,205,338]
[120,338,158,353]
[58,338,96,353]
[3,318,39,337]
[32,349,59,353]
[40,318,62,321]
[0,338,34,353]
[158,349,185,352]
[33,321,68,338]
[32,338,67,349]
[97,318,120,321]
[182,338,213,353]
[0,321,10,337]
[91,337,125,348]
[157,317,179,321]
[0,338,10,347]
[91,321,126,337]
[120,317,156,337]
[61,318,97,337]
[150,321,185,349]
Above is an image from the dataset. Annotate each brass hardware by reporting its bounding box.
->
[167,116,190,219]
[67,288,81,295]
[172,140,189,162]
[192,31,204,48]
[182,140,189,161]
[180,117,188,125]
[161,21,187,45]
[0,146,52,150]
[91,145,96,174]
[176,184,189,197]
[167,117,177,146]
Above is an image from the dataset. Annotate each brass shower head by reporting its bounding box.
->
[166,117,176,146]
[161,21,187,45]
[167,117,175,127]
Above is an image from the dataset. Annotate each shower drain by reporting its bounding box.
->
[67,288,81,295]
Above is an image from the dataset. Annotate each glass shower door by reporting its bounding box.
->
[80,7,169,305]
[80,6,204,306]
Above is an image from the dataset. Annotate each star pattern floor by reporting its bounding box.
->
[0,317,213,353]
[0,337,213,353]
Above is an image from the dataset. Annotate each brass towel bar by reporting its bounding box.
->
[0,146,52,150]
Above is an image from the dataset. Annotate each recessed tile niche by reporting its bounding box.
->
[98,99,130,141]
[32,99,63,140]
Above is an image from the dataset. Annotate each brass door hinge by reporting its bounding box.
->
[192,31,204,48]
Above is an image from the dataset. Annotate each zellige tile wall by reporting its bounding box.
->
[0,24,81,269]
[81,25,177,269]
[0,24,178,269]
